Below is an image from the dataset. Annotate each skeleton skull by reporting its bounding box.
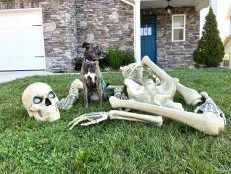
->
[22,82,60,122]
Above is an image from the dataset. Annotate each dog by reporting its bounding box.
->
[80,42,105,108]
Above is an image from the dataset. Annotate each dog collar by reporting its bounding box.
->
[85,59,95,64]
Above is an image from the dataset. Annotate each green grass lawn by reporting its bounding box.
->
[0,68,231,173]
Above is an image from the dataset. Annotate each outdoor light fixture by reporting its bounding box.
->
[165,0,173,14]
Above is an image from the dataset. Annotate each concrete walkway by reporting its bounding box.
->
[0,71,53,84]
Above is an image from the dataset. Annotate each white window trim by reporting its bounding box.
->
[172,14,186,42]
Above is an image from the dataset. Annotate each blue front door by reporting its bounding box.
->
[141,23,156,63]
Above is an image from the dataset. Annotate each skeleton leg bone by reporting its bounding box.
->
[141,56,202,106]
[109,96,225,135]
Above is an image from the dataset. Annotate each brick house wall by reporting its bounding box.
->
[141,7,200,68]
[42,0,77,72]
[76,0,134,58]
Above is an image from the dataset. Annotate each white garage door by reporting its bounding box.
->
[0,8,45,71]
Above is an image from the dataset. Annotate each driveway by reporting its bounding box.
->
[0,71,53,84]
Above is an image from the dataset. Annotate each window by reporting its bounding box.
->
[141,25,152,36]
[223,52,230,67]
[172,14,185,42]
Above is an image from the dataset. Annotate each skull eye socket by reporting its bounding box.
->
[33,97,43,104]
[47,91,56,99]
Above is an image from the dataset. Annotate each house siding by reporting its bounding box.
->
[142,7,200,68]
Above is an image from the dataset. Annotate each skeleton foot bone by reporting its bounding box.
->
[195,92,226,126]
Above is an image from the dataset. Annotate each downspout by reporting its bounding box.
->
[135,0,141,62]
[120,0,139,62]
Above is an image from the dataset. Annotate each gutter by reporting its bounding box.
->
[121,0,134,7]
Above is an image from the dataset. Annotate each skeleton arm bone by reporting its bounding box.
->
[58,93,78,109]
[68,110,163,129]
[58,79,82,110]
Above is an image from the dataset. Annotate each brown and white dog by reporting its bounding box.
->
[80,42,105,108]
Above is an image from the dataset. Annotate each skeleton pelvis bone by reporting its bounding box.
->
[124,77,184,110]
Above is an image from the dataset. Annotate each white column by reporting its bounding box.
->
[134,0,141,63]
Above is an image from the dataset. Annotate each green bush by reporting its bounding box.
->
[193,7,224,67]
[73,58,83,71]
[123,50,135,65]
[105,46,124,69]
[105,46,135,69]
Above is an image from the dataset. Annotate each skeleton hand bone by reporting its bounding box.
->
[69,112,109,129]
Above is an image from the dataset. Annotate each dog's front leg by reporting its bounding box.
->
[96,77,103,108]
[83,82,89,108]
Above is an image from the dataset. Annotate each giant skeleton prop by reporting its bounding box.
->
[68,56,226,135]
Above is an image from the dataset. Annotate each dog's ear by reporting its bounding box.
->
[82,42,90,48]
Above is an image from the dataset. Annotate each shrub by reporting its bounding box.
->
[74,46,135,71]
[105,46,135,69]
[193,7,225,67]
[73,58,83,71]
[105,46,124,69]
[123,50,135,65]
